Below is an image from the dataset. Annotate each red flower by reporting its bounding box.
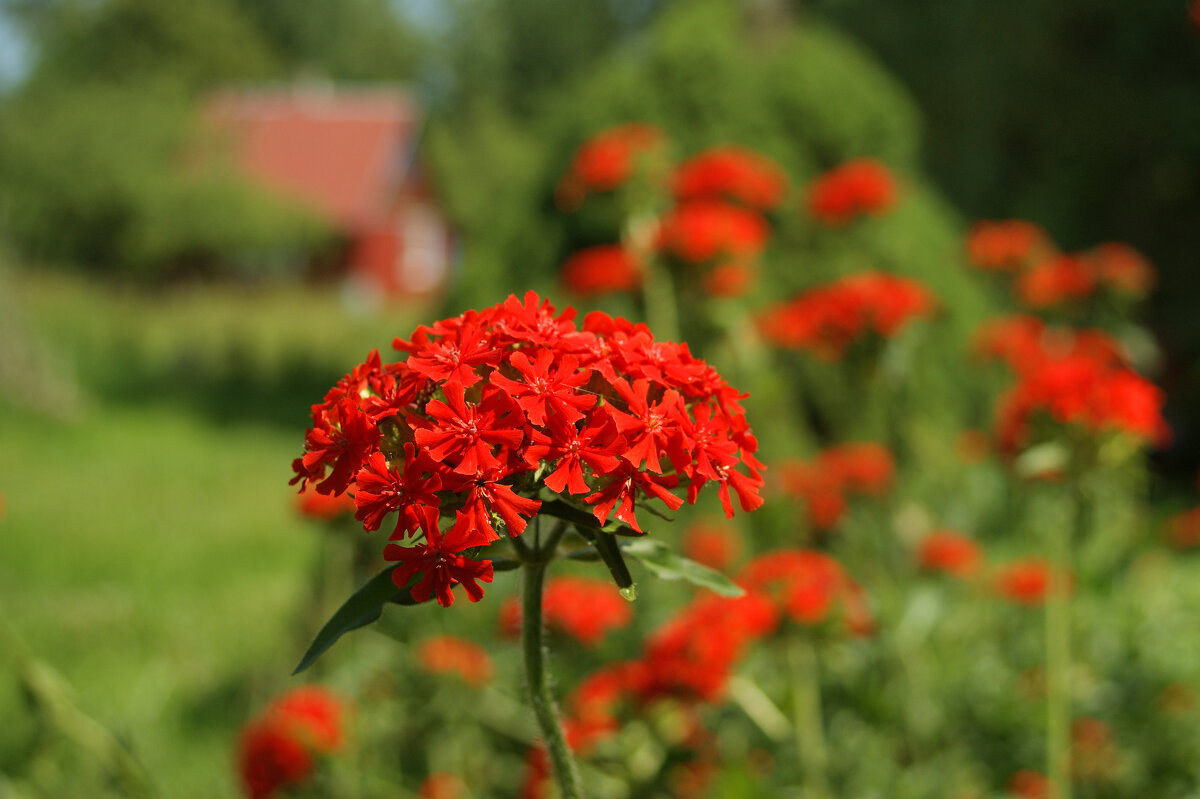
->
[558,123,664,199]
[965,220,1050,272]
[418,773,466,799]
[918,531,981,577]
[296,490,356,521]
[806,158,896,225]
[682,522,741,571]
[776,443,894,530]
[293,291,763,605]
[416,636,494,686]
[1006,770,1050,799]
[702,261,755,297]
[995,558,1068,605]
[238,719,314,799]
[1016,255,1097,308]
[656,200,769,263]
[501,577,633,646]
[758,272,934,358]
[739,550,872,633]
[672,146,788,210]
[1089,242,1156,296]
[237,686,346,799]
[561,246,642,296]
[994,352,1168,452]
[1164,506,1200,549]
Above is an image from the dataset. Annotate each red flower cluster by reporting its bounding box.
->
[777,443,895,530]
[806,158,897,225]
[681,521,741,571]
[237,687,346,799]
[1164,506,1200,549]
[291,292,763,606]
[418,773,466,799]
[917,530,982,578]
[973,315,1127,375]
[994,557,1070,605]
[994,351,1168,452]
[966,220,1050,272]
[498,576,633,646]
[561,245,642,297]
[758,272,935,358]
[559,123,664,198]
[739,550,873,634]
[416,635,494,686]
[295,489,356,521]
[1089,242,1156,296]
[1016,255,1097,308]
[1007,769,1050,799]
[672,146,788,210]
[656,200,769,264]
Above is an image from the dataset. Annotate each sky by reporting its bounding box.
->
[0,9,30,89]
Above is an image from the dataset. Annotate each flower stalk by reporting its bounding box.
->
[790,633,831,799]
[521,520,584,799]
[1045,482,1084,799]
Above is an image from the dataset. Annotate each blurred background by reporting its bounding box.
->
[1,1,1199,797]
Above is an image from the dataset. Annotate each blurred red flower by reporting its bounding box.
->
[1006,769,1050,799]
[296,489,357,520]
[559,123,664,199]
[917,531,982,578]
[1016,255,1097,308]
[1164,506,1200,549]
[994,558,1069,605]
[237,686,346,799]
[965,219,1051,272]
[672,146,788,210]
[561,245,642,296]
[682,521,742,571]
[417,635,494,686]
[703,260,755,297]
[777,443,895,531]
[758,272,934,358]
[656,200,769,263]
[418,773,467,799]
[806,158,897,225]
[739,550,872,633]
[1089,242,1156,296]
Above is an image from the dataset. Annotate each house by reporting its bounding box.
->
[207,85,452,299]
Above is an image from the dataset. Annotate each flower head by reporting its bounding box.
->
[237,687,346,799]
[561,245,642,296]
[292,292,763,606]
[672,146,788,210]
[966,220,1050,272]
[918,531,982,578]
[806,159,897,225]
[417,635,494,686]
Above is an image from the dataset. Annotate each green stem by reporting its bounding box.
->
[522,525,584,799]
[790,634,831,799]
[1046,484,1082,799]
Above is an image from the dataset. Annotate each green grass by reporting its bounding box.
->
[0,271,431,797]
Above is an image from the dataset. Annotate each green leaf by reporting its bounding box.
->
[578,526,635,590]
[621,539,746,598]
[293,567,424,674]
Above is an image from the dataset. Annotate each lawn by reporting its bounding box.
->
[0,271,428,797]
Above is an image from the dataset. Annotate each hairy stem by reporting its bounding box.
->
[522,527,584,799]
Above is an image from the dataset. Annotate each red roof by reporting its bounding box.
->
[207,87,417,230]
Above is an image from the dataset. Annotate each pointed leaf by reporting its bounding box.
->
[576,525,634,590]
[621,539,745,597]
[294,567,424,674]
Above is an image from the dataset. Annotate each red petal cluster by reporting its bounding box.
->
[1164,506,1200,549]
[292,292,763,606]
[1016,255,1098,308]
[681,521,742,571]
[416,635,494,686]
[561,245,642,296]
[973,315,1127,374]
[672,146,788,210]
[295,489,356,521]
[237,687,345,799]
[917,530,982,578]
[498,576,634,646]
[758,271,935,358]
[656,200,769,263]
[993,557,1069,605]
[1007,770,1051,799]
[965,220,1050,272]
[776,442,895,530]
[739,550,873,633]
[806,158,897,225]
[994,352,1168,452]
[1090,242,1156,296]
[559,123,664,197]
